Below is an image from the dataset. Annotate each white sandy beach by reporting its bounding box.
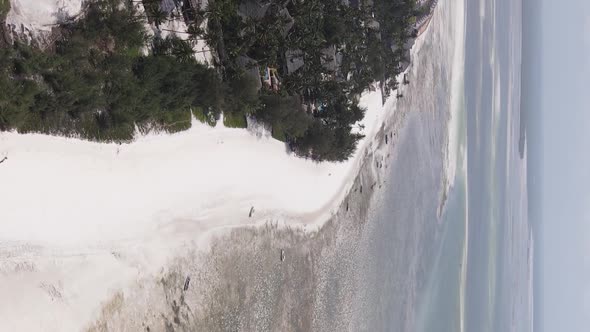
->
[0,90,386,246]
[5,0,83,31]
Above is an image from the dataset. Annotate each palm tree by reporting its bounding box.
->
[170,38,195,62]
[148,7,169,27]
[186,24,205,41]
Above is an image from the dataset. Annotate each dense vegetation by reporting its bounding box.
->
[0,0,422,161]
[0,0,226,140]
[201,0,420,160]
[0,0,9,21]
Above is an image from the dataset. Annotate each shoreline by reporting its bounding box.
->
[0,0,438,330]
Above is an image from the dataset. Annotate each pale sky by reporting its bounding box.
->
[539,0,590,330]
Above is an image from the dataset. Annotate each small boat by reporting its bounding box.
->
[280,249,286,262]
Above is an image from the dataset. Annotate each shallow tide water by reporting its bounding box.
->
[349,0,530,330]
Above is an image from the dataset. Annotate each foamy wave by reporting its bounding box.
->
[445,0,467,196]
